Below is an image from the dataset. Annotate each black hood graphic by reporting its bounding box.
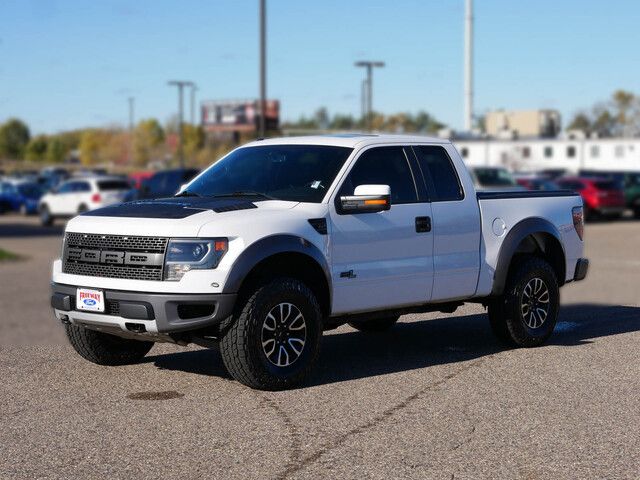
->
[82,197,258,219]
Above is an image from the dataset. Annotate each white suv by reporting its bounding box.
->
[39,176,131,226]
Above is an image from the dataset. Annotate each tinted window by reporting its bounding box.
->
[339,147,417,204]
[594,180,618,190]
[559,181,584,190]
[73,182,91,192]
[413,146,463,201]
[98,180,131,191]
[57,182,75,193]
[473,168,517,187]
[188,145,353,203]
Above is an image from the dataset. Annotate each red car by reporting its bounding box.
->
[557,176,626,219]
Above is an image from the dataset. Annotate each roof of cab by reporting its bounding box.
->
[242,133,450,149]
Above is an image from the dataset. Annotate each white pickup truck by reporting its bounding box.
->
[51,135,588,390]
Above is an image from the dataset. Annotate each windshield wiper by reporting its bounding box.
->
[210,191,277,200]
[175,190,201,197]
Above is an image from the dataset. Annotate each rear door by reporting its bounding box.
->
[410,145,481,301]
[329,145,434,314]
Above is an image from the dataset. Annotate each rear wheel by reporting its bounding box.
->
[220,277,322,390]
[349,315,400,332]
[78,204,88,214]
[65,324,153,365]
[39,204,53,226]
[488,256,559,347]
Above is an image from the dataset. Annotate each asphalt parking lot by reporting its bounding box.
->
[1,214,639,479]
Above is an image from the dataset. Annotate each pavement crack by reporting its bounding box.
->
[259,394,303,476]
[279,358,487,479]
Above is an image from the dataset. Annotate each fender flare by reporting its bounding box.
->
[492,217,565,295]
[222,234,332,295]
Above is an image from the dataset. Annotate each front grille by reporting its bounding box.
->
[63,233,167,281]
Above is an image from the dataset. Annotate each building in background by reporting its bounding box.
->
[454,137,640,173]
[201,99,279,141]
[485,109,561,139]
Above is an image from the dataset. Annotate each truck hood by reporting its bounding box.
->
[65,197,299,237]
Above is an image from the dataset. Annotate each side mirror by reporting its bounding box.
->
[339,184,391,214]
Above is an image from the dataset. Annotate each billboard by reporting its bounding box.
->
[201,99,279,133]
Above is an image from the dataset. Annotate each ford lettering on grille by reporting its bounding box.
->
[63,233,168,281]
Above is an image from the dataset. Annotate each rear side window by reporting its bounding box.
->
[74,182,91,192]
[413,146,463,201]
[339,147,418,204]
[98,180,130,191]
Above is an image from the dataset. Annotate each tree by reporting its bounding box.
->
[134,119,165,166]
[567,112,592,133]
[25,135,49,161]
[182,124,204,160]
[0,118,30,159]
[46,137,66,163]
[79,130,103,166]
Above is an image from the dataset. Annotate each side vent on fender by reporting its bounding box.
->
[308,218,328,235]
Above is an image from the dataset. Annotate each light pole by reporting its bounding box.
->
[355,61,384,131]
[258,0,267,138]
[190,84,198,125]
[168,80,194,168]
[128,96,135,163]
[464,0,474,132]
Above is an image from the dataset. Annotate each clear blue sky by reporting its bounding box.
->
[1,0,639,134]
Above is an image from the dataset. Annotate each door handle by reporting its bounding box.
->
[415,216,431,233]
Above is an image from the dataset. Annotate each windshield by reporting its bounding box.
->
[474,168,517,187]
[185,145,353,203]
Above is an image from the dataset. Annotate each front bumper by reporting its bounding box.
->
[51,282,236,337]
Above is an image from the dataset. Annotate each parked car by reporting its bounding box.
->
[51,135,587,390]
[38,176,131,226]
[556,176,626,220]
[580,170,640,218]
[471,166,525,191]
[514,175,560,191]
[136,168,200,199]
[0,180,44,214]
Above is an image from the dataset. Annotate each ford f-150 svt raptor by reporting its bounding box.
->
[51,135,588,390]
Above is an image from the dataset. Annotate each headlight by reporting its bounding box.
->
[164,238,228,281]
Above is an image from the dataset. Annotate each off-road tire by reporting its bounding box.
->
[220,277,322,390]
[488,255,559,347]
[65,324,153,365]
[349,315,400,332]
[40,204,53,226]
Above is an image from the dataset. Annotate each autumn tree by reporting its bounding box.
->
[134,119,165,166]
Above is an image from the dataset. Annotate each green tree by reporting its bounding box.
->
[567,112,592,133]
[0,118,30,159]
[46,137,66,163]
[25,135,49,161]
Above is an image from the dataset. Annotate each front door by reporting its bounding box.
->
[329,146,434,315]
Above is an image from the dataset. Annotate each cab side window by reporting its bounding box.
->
[413,146,464,201]
[339,147,418,204]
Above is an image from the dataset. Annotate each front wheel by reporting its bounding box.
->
[220,278,322,390]
[65,324,153,365]
[488,256,559,347]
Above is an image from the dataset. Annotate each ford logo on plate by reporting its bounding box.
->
[83,299,96,306]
